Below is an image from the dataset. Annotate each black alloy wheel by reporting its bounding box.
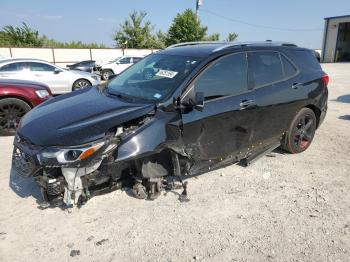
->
[0,98,31,136]
[282,108,317,153]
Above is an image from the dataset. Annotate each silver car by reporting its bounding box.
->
[0,59,100,94]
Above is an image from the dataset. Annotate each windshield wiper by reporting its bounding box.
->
[107,89,136,102]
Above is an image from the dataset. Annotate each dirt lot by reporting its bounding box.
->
[0,63,349,262]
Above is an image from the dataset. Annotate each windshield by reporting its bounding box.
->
[107,54,201,102]
[110,57,122,63]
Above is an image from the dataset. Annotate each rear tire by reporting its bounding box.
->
[72,79,91,91]
[101,69,114,81]
[282,108,317,154]
[0,98,31,136]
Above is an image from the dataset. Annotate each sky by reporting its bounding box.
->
[0,0,349,49]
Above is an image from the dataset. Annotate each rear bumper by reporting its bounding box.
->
[318,102,327,128]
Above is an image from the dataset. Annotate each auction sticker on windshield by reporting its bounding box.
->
[156,70,178,78]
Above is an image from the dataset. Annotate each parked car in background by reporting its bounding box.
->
[100,55,144,80]
[0,59,101,94]
[0,79,52,135]
[12,41,328,208]
[66,60,102,74]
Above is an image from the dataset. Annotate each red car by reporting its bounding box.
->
[0,79,52,135]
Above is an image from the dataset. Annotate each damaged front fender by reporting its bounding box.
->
[116,110,183,162]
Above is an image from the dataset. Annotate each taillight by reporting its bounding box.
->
[322,74,329,86]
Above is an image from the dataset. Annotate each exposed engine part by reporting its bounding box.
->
[132,182,147,199]
[62,169,83,206]
[61,161,102,206]
[179,181,189,202]
[147,178,163,200]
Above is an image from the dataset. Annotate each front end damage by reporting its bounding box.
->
[12,111,190,208]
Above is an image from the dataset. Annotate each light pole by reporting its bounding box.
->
[196,0,202,22]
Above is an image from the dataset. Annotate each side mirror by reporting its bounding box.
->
[54,68,61,74]
[193,92,204,111]
[174,90,205,112]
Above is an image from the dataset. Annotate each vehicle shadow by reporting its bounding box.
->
[9,168,41,200]
[336,94,350,103]
[339,115,350,121]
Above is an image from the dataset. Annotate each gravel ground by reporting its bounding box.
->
[0,63,349,262]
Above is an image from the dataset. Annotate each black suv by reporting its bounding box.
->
[12,41,328,208]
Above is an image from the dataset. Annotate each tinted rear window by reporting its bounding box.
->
[284,49,321,73]
[248,51,284,87]
[281,54,297,78]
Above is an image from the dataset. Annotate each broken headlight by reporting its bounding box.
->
[38,141,105,166]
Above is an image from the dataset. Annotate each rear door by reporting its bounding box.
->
[247,50,300,149]
[0,62,32,80]
[28,62,67,94]
[181,52,258,169]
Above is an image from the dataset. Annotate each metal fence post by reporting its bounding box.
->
[52,48,56,64]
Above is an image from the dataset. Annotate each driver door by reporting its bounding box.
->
[114,57,132,74]
[181,52,257,170]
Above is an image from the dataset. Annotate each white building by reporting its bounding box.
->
[322,15,350,62]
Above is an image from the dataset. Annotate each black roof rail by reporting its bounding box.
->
[166,41,298,52]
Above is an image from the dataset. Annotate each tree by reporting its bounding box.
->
[204,33,220,41]
[0,22,43,47]
[166,9,207,46]
[113,11,163,49]
[41,35,107,48]
[226,32,238,42]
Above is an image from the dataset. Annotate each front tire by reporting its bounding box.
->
[282,108,317,154]
[101,69,114,81]
[0,98,31,136]
[72,79,91,91]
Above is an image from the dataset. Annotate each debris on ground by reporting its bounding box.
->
[70,250,80,257]
[86,236,94,242]
[95,238,109,246]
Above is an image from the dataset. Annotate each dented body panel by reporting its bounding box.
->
[11,42,328,208]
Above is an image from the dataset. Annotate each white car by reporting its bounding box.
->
[100,55,144,80]
[0,59,101,94]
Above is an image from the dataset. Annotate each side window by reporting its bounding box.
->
[284,50,321,73]
[118,57,131,64]
[80,61,92,66]
[29,62,55,72]
[133,57,142,63]
[281,54,297,78]
[248,51,284,87]
[0,62,25,72]
[194,53,248,100]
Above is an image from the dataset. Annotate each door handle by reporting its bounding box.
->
[239,99,256,109]
[292,83,302,89]
[35,74,43,77]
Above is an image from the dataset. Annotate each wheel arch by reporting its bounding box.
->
[0,95,34,108]
[102,68,115,74]
[305,104,321,128]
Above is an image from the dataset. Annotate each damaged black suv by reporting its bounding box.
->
[12,41,328,208]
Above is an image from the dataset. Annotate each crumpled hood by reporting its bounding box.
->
[18,87,155,146]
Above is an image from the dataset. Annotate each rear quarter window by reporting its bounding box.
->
[281,54,298,78]
[284,49,322,73]
[248,51,284,88]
